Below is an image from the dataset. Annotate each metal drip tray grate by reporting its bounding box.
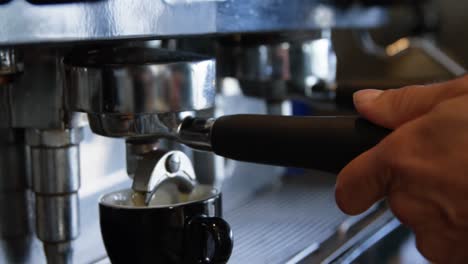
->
[224,172,348,264]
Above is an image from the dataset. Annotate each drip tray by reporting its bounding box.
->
[223,171,349,264]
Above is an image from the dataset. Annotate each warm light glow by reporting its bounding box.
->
[386,38,411,56]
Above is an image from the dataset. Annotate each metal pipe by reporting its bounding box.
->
[25,127,83,264]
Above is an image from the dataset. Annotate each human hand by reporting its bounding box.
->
[335,76,468,263]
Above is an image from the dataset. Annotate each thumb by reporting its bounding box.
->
[353,76,468,129]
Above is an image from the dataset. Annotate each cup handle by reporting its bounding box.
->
[185,216,233,264]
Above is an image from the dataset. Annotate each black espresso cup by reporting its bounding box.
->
[99,183,233,264]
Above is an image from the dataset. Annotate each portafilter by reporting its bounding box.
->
[64,46,391,173]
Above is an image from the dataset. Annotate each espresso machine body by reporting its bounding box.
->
[0,0,450,263]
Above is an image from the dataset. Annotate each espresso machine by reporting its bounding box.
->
[0,0,462,263]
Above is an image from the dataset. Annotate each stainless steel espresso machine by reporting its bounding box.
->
[0,0,462,263]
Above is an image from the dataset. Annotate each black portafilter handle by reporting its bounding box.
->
[179,115,391,173]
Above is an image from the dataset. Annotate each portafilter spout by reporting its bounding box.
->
[131,149,197,205]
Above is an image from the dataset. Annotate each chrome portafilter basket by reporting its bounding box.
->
[64,46,216,138]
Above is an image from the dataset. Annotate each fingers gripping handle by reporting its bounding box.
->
[210,115,391,172]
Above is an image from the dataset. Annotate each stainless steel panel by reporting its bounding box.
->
[0,0,387,45]
[9,48,65,129]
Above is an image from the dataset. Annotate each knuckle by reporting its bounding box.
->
[388,192,429,230]
[383,86,419,113]
[431,99,451,114]
[376,131,420,192]
[388,194,412,226]
[449,206,468,229]
[377,136,406,176]
[438,200,468,233]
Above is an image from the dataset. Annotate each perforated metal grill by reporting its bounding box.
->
[224,172,348,264]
